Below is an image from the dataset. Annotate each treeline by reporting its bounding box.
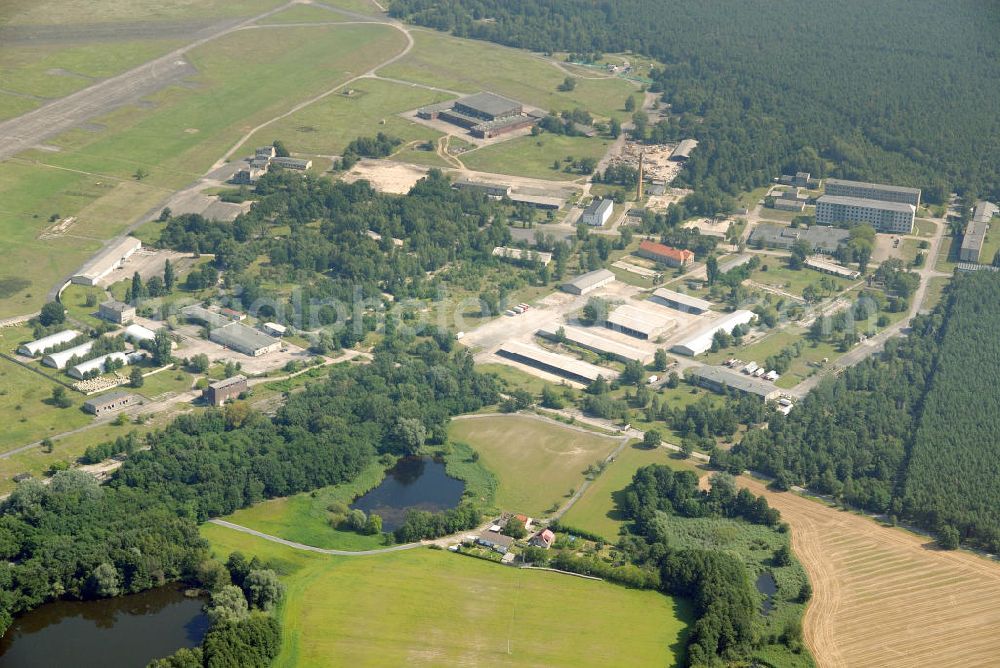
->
[149,552,284,668]
[717,272,1000,551]
[0,336,499,635]
[0,471,206,636]
[618,466,791,666]
[901,273,1000,550]
[115,341,498,521]
[339,132,403,170]
[390,0,1000,200]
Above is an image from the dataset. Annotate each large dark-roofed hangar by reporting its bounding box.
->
[417,91,538,139]
[452,92,523,121]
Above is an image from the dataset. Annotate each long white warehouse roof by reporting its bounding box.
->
[537,325,651,364]
[67,351,143,380]
[497,341,617,383]
[72,236,142,284]
[671,310,755,356]
[17,329,81,356]
[124,324,157,343]
[42,341,95,369]
[651,288,712,313]
[606,304,675,337]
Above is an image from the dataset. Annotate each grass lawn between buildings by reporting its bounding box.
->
[201,523,691,668]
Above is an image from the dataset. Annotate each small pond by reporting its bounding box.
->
[756,571,778,615]
[0,585,209,667]
[351,455,465,531]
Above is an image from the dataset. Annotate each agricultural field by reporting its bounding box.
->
[448,414,622,516]
[739,476,1000,668]
[461,133,611,181]
[202,523,690,668]
[0,21,405,317]
[560,442,701,539]
[380,29,639,121]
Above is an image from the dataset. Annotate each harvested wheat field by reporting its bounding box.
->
[740,477,1000,668]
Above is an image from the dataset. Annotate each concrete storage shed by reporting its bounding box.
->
[83,391,140,416]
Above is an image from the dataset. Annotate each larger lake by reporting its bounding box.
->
[351,455,465,531]
[0,585,209,667]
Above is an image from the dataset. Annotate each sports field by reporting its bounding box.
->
[202,523,690,667]
[448,414,622,516]
[739,476,1000,667]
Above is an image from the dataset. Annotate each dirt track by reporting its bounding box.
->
[740,477,1000,667]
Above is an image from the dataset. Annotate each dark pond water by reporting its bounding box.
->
[351,455,465,531]
[0,585,209,667]
[756,571,778,615]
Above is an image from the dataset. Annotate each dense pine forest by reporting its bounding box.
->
[716,272,1000,551]
[390,0,1000,200]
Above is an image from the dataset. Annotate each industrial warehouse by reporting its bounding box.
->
[71,237,142,286]
[687,366,781,402]
[536,325,652,364]
[605,304,675,341]
[650,288,711,315]
[561,269,616,295]
[671,310,756,356]
[497,341,617,384]
[417,92,543,139]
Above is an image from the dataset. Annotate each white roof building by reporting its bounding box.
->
[263,322,287,337]
[605,304,676,340]
[71,237,142,286]
[650,288,712,315]
[671,310,756,356]
[67,351,144,380]
[561,269,615,295]
[18,329,81,356]
[42,341,95,369]
[124,324,157,344]
[497,341,618,384]
[537,325,651,364]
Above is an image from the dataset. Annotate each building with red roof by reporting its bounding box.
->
[529,528,556,549]
[637,240,694,268]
